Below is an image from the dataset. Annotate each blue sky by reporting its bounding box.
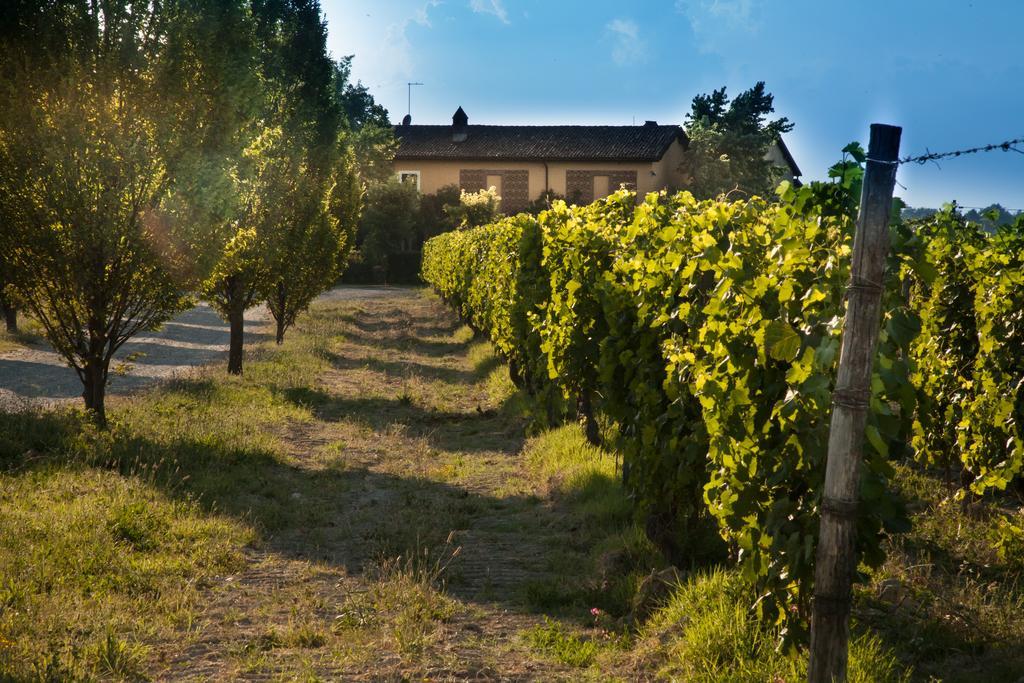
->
[321,1,1024,209]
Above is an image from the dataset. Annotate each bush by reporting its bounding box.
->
[423,187,1024,643]
[416,184,461,242]
[444,187,502,228]
[358,180,420,269]
[908,208,1024,492]
[386,251,423,284]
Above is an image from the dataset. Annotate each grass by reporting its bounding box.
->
[854,465,1024,681]
[635,567,910,683]
[0,301,344,679]
[0,315,46,354]
[0,288,1021,680]
[0,461,250,679]
[524,618,601,667]
[517,424,662,618]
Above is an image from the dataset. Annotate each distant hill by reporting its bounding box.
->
[901,207,938,221]
[901,203,1020,232]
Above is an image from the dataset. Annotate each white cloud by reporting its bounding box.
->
[324,0,442,92]
[412,1,441,27]
[606,18,646,66]
[675,0,760,53]
[469,0,509,24]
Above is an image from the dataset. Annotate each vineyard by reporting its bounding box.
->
[1,0,1021,679]
[422,174,1024,670]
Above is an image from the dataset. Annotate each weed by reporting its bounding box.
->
[88,631,149,680]
[107,501,167,551]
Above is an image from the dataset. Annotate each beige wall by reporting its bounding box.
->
[765,142,797,182]
[393,136,690,206]
[651,137,688,194]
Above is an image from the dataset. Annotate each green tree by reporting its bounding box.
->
[202,0,345,371]
[417,184,462,243]
[333,56,390,130]
[679,81,794,198]
[201,128,297,374]
[261,140,362,344]
[0,0,258,424]
[330,56,397,187]
[0,74,185,426]
[358,181,421,270]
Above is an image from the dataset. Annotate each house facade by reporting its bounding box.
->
[393,107,800,212]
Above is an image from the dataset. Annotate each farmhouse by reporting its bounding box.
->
[392,107,801,212]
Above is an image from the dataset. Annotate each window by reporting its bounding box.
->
[592,175,610,200]
[486,174,503,204]
[397,170,421,191]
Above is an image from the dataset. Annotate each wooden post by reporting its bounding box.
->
[808,123,901,683]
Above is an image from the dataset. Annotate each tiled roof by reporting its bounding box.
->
[393,124,687,162]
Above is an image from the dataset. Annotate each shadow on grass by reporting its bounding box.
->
[338,329,473,358]
[326,352,481,386]
[0,407,565,612]
[281,386,525,455]
[857,579,1024,682]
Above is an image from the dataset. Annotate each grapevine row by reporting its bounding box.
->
[421,185,1024,641]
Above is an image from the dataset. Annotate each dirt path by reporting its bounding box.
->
[149,289,633,681]
[0,287,406,411]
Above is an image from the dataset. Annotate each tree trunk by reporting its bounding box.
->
[274,281,287,344]
[1,301,15,334]
[228,304,244,375]
[508,358,524,389]
[82,356,108,427]
[579,389,600,447]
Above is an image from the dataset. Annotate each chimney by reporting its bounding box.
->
[401,114,412,126]
[643,120,657,127]
[452,106,468,142]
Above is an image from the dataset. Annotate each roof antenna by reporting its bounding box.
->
[407,82,424,120]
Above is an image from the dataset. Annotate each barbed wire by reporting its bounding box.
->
[869,136,1024,167]
[901,136,1024,165]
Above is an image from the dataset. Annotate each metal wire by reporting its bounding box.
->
[890,136,1024,166]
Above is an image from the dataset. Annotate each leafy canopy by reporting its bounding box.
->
[680,81,794,199]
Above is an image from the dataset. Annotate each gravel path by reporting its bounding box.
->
[0,286,413,409]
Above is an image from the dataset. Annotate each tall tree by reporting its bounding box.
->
[202,128,296,374]
[261,141,362,344]
[203,0,347,371]
[332,58,397,187]
[679,81,794,198]
[333,56,390,130]
[0,0,260,423]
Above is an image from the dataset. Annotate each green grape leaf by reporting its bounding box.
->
[765,320,801,362]
[887,308,921,348]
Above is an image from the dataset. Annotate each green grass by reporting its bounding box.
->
[0,314,46,354]
[524,618,601,667]
[0,309,327,680]
[639,569,908,683]
[516,425,664,619]
[0,461,251,679]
